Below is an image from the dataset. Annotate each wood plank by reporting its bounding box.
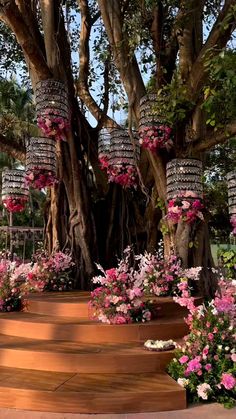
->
[0,367,186,413]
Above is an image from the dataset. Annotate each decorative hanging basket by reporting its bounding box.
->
[107,129,140,188]
[98,128,110,170]
[166,159,204,224]
[25,137,57,190]
[138,94,173,153]
[2,169,29,213]
[35,80,70,141]
[227,171,236,236]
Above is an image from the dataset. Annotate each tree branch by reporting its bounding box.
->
[97,0,146,119]
[188,0,236,101]
[0,1,51,79]
[0,134,25,161]
[193,122,236,152]
[77,0,117,128]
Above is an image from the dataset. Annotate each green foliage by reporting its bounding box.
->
[217,248,236,279]
[148,73,195,125]
[203,51,236,129]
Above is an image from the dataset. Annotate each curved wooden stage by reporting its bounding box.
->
[0,292,187,414]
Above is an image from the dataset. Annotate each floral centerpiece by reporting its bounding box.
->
[139,125,173,153]
[25,167,57,190]
[168,276,236,408]
[2,196,27,213]
[167,192,204,224]
[89,252,154,324]
[37,109,70,141]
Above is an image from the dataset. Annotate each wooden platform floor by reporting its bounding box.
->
[0,292,188,413]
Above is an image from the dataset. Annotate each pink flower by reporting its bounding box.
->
[205,363,212,371]
[220,373,236,390]
[207,333,214,341]
[179,355,189,364]
[231,353,236,362]
[186,357,202,374]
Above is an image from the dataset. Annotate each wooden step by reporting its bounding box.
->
[0,312,188,343]
[0,366,186,413]
[25,292,190,318]
[0,334,175,373]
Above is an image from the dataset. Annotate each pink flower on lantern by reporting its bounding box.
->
[3,196,27,213]
[139,124,173,153]
[167,192,204,224]
[37,108,70,141]
[25,168,57,190]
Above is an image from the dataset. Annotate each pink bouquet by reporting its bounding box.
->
[167,192,204,224]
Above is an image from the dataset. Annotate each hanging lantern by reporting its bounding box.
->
[139,94,173,153]
[98,128,110,170]
[227,171,236,236]
[35,80,70,141]
[106,129,140,188]
[25,137,57,190]
[2,169,29,213]
[166,159,204,224]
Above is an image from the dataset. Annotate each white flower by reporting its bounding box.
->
[177,378,189,388]
[197,383,211,400]
[229,325,233,331]
[231,348,235,354]
[218,345,222,351]
[225,346,230,352]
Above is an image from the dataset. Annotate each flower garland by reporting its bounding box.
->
[167,192,204,224]
[168,276,236,408]
[37,109,70,141]
[230,215,236,236]
[139,125,173,153]
[25,168,57,190]
[2,196,27,213]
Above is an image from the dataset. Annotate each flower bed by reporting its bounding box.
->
[25,168,57,190]
[167,192,204,224]
[168,276,236,408]
[2,196,27,213]
[139,124,173,153]
[37,109,70,141]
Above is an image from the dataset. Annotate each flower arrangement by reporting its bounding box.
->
[102,162,138,188]
[0,252,29,312]
[167,192,204,224]
[37,109,70,141]
[2,196,27,213]
[0,250,75,312]
[30,250,74,292]
[25,168,57,190]
[139,125,173,153]
[230,215,236,236]
[89,252,154,324]
[168,276,236,408]
[134,250,202,297]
